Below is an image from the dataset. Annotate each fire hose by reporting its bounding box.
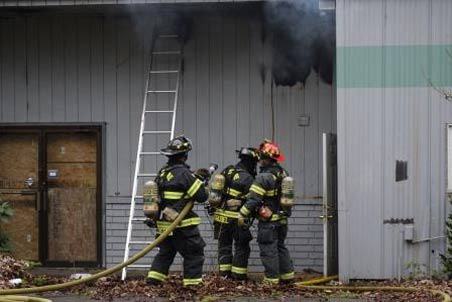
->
[0,202,195,302]
[296,275,451,302]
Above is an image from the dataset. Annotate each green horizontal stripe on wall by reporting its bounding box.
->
[337,44,452,88]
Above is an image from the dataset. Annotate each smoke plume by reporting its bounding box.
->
[264,0,335,86]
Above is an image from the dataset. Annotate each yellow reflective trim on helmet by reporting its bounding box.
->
[231,266,247,274]
[227,187,242,197]
[239,206,250,216]
[219,264,232,272]
[187,178,203,197]
[280,271,295,280]
[263,277,280,284]
[162,191,185,199]
[183,278,203,286]
[250,184,266,196]
[147,271,167,281]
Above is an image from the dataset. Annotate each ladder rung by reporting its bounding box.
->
[147,90,176,93]
[145,110,174,113]
[130,241,152,245]
[135,196,143,199]
[140,151,161,155]
[128,264,151,268]
[158,34,178,38]
[142,131,171,134]
[152,51,181,55]
[132,217,147,222]
[137,173,157,177]
[150,70,179,74]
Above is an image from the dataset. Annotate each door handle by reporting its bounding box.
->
[24,177,34,188]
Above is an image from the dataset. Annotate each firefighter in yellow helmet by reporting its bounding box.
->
[238,140,295,284]
[146,135,208,287]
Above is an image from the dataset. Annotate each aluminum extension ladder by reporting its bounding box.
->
[122,34,183,280]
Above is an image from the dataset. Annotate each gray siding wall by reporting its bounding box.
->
[337,0,452,280]
[0,11,335,272]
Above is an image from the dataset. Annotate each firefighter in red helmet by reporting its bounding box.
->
[238,140,295,284]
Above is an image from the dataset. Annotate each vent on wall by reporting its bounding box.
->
[395,160,408,182]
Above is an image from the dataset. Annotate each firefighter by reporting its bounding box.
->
[147,135,208,287]
[238,140,295,285]
[211,148,260,280]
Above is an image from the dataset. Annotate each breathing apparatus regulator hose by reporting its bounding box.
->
[0,202,195,302]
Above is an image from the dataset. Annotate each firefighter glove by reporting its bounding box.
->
[143,218,156,229]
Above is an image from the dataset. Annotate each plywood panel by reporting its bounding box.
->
[0,134,39,184]
[47,188,97,261]
[47,133,96,163]
[0,134,39,260]
[47,163,96,188]
[46,132,98,262]
[2,194,39,260]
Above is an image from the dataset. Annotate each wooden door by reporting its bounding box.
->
[46,132,98,263]
[0,133,40,260]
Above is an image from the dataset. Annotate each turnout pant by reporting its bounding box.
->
[257,221,294,284]
[148,225,206,286]
[214,220,252,279]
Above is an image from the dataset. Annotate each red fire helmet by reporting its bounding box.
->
[259,139,285,162]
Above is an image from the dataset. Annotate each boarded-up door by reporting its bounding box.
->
[46,132,98,263]
[0,134,39,260]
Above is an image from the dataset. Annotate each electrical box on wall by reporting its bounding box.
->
[297,115,310,127]
[404,224,414,242]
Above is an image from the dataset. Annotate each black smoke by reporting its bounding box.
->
[264,0,335,86]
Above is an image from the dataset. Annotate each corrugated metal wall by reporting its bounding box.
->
[0,9,336,271]
[337,0,452,280]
